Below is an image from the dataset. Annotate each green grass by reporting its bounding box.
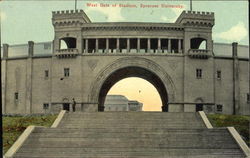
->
[2,115,57,154]
[207,114,250,145]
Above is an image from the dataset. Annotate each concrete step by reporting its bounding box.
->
[30,130,231,139]
[20,128,238,149]
[14,155,245,158]
[11,112,246,158]
[62,112,202,118]
[60,120,203,125]
[61,118,202,122]
[34,127,222,133]
[60,124,205,129]
[15,149,245,158]
[21,139,238,149]
[58,112,205,128]
[17,147,244,155]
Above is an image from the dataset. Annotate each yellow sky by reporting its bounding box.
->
[107,77,162,111]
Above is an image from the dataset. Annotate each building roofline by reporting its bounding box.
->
[81,22,183,27]
[3,41,52,47]
[214,42,249,47]
[4,42,249,48]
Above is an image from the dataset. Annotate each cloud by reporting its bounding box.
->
[214,22,248,42]
[160,16,168,21]
[85,3,125,22]
[0,11,6,21]
[161,4,186,22]
[160,16,175,23]
[171,4,186,17]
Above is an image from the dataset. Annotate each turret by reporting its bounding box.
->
[176,11,215,59]
[52,9,91,26]
[52,10,91,58]
[175,10,214,27]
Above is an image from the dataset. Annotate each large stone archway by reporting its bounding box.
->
[89,57,176,112]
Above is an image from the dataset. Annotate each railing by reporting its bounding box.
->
[188,49,210,59]
[84,49,183,54]
[55,48,79,58]
[49,103,80,113]
[49,103,97,113]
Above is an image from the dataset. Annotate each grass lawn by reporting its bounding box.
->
[207,114,250,146]
[2,115,57,154]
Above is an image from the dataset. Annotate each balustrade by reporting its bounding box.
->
[55,48,79,58]
[188,49,210,59]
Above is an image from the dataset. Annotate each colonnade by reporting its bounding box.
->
[83,38,183,53]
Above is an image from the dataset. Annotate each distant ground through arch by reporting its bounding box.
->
[107,77,162,111]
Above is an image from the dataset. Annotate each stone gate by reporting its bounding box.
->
[1,10,249,115]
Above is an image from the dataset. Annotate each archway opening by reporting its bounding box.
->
[60,37,77,49]
[190,37,207,49]
[98,66,168,112]
[105,77,162,111]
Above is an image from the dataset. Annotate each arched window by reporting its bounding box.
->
[60,37,77,49]
[190,37,207,49]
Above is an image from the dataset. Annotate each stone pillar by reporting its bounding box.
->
[26,41,34,113]
[158,38,161,53]
[95,39,98,53]
[98,105,105,112]
[85,39,88,53]
[3,44,9,59]
[53,36,60,53]
[127,38,130,53]
[116,38,120,53]
[2,44,8,113]
[232,42,239,115]
[147,38,150,53]
[178,39,181,53]
[137,38,140,53]
[232,43,238,57]
[106,38,109,53]
[28,41,34,57]
[76,33,82,53]
[161,104,168,112]
[168,39,171,53]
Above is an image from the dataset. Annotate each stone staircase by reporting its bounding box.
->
[58,112,205,129]
[6,112,248,158]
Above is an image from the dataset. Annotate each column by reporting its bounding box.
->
[3,44,9,59]
[28,41,34,57]
[158,38,161,53]
[127,38,130,53]
[116,38,120,53]
[95,39,98,53]
[147,38,150,53]
[232,42,239,115]
[106,38,109,53]
[178,39,181,53]
[85,39,88,53]
[26,41,34,113]
[168,39,171,53]
[77,33,82,53]
[137,38,140,53]
[2,44,8,113]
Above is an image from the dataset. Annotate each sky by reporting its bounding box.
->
[0,1,249,111]
[0,1,249,45]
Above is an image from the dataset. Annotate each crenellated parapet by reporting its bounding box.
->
[175,10,214,27]
[52,9,91,26]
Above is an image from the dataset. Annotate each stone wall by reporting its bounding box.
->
[2,52,249,114]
